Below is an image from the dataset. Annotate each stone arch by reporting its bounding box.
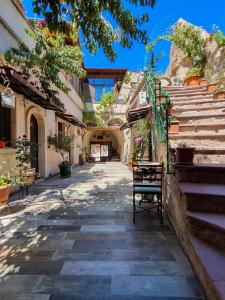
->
[107,117,124,127]
[26,106,46,178]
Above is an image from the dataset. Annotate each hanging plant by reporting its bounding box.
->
[5,21,85,108]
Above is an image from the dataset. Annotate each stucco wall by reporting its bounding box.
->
[0,1,85,178]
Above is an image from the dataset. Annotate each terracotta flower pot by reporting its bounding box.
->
[0,141,7,148]
[184,76,200,86]
[169,121,180,134]
[176,147,195,165]
[207,83,217,92]
[0,185,10,206]
[213,91,225,100]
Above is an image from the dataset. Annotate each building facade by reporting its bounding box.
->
[0,0,85,178]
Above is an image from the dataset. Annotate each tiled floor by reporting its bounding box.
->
[0,162,203,299]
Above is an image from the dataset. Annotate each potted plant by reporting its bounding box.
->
[48,134,74,178]
[205,70,217,92]
[16,135,34,185]
[213,84,225,99]
[176,142,195,165]
[169,118,181,134]
[184,67,202,86]
[0,137,7,149]
[0,162,22,205]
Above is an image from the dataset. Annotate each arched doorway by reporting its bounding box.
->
[30,114,39,173]
[84,129,125,162]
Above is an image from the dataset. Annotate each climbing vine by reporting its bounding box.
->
[5,21,85,108]
[83,92,115,128]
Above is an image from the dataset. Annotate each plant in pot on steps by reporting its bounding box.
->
[176,142,195,165]
[48,134,74,178]
[169,117,181,134]
[213,83,225,100]
[184,66,202,86]
[16,135,35,185]
[205,69,218,92]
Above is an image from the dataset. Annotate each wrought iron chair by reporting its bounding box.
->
[132,162,164,225]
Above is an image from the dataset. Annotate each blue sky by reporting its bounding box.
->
[23,0,225,73]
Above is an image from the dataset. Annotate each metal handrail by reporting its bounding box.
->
[144,66,172,173]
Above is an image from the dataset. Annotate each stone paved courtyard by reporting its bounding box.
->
[0,162,203,299]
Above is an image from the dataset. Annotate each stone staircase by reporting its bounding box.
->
[164,84,225,300]
[175,164,225,300]
[164,85,225,163]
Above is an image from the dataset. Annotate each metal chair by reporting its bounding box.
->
[132,162,163,225]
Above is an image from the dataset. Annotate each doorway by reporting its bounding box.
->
[30,114,39,173]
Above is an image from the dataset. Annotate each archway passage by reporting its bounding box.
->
[84,128,124,163]
[30,114,39,173]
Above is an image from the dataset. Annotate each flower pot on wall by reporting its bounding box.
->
[169,121,181,134]
[0,185,10,206]
[213,91,225,100]
[207,83,217,92]
[176,147,195,165]
[184,76,200,86]
[59,163,72,178]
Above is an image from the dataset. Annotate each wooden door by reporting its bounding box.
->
[30,114,39,173]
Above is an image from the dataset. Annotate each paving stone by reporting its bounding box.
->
[112,248,175,261]
[2,250,55,261]
[0,295,49,300]
[128,261,193,276]
[61,261,129,275]
[125,224,171,232]
[72,239,126,251]
[80,225,126,232]
[52,249,113,261]
[33,239,74,250]
[0,261,63,275]
[38,225,81,232]
[0,275,40,293]
[33,275,111,296]
[111,275,202,297]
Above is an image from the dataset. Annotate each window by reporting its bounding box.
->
[0,103,11,142]
[88,78,115,102]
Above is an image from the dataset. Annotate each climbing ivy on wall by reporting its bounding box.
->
[5,21,85,108]
[83,92,115,128]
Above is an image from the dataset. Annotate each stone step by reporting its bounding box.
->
[170,138,225,149]
[172,99,225,107]
[175,164,225,184]
[188,211,225,250]
[164,86,207,92]
[173,103,225,113]
[170,132,225,140]
[176,112,225,123]
[175,108,225,118]
[194,153,225,164]
[169,91,213,98]
[179,182,225,213]
[189,235,225,300]
[179,123,225,134]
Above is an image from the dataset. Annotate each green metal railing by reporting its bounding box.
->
[144,67,172,172]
